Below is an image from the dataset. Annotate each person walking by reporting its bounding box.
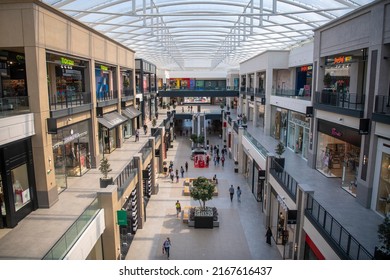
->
[180,166,185,178]
[162,237,172,259]
[175,200,181,217]
[265,227,272,245]
[135,129,139,142]
[221,155,225,167]
[185,161,188,172]
[170,170,175,182]
[236,186,242,202]
[175,169,179,183]
[229,185,234,202]
[143,123,148,135]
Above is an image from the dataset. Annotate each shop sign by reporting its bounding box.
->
[63,131,88,144]
[326,56,353,65]
[277,195,288,211]
[16,55,25,62]
[100,65,108,71]
[300,65,312,72]
[117,210,128,226]
[331,128,342,137]
[61,57,75,66]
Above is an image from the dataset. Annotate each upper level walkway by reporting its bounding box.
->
[227,110,382,255]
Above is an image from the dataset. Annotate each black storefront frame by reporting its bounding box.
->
[0,138,37,228]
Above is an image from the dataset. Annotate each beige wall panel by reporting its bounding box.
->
[118,48,126,66]
[0,9,24,46]
[106,42,118,64]
[70,24,90,57]
[57,111,92,129]
[92,35,106,61]
[21,6,37,46]
[43,13,68,51]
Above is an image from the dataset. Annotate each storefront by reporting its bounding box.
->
[46,53,89,108]
[269,189,296,259]
[52,120,92,192]
[122,106,142,139]
[0,49,28,102]
[371,138,390,217]
[0,138,37,228]
[295,65,312,97]
[120,68,133,98]
[316,119,361,196]
[271,106,288,145]
[323,51,367,95]
[287,111,310,160]
[246,157,265,203]
[95,63,116,101]
[98,112,127,154]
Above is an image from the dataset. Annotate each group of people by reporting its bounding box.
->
[168,161,188,182]
[228,185,242,202]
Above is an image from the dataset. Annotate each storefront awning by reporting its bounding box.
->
[97,112,127,130]
[122,107,142,119]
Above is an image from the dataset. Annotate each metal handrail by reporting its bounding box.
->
[42,198,100,260]
[305,194,373,260]
[269,158,298,201]
[243,130,268,158]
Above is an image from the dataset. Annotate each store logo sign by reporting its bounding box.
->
[61,57,74,66]
[101,65,108,71]
[300,65,312,72]
[331,128,342,137]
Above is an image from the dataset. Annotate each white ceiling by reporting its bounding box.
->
[42,0,375,71]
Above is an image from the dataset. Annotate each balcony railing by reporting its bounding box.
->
[140,141,152,162]
[374,95,390,115]
[243,130,268,158]
[305,194,373,260]
[272,89,311,100]
[269,158,298,201]
[233,121,239,133]
[50,91,91,111]
[0,96,30,117]
[315,90,364,111]
[115,159,138,198]
[97,90,118,103]
[42,198,101,260]
[122,88,134,98]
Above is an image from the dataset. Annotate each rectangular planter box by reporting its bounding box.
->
[194,216,214,228]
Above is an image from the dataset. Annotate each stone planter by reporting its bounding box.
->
[100,177,113,188]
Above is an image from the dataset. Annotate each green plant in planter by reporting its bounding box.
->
[99,156,112,179]
[190,176,216,209]
[377,215,390,256]
[220,104,225,110]
[123,77,130,88]
[152,117,157,127]
[99,156,113,188]
[275,141,285,158]
[323,73,332,87]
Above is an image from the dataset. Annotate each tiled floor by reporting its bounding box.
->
[125,133,281,260]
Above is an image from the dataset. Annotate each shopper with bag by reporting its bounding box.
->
[162,237,171,259]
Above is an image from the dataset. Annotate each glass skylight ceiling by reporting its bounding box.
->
[42,0,376,71]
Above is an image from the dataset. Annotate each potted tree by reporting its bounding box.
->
[274,141,286,172]
[323,72,332,88]
[190,176,217,228]
[374,215,390,259]
[99,156,113,188]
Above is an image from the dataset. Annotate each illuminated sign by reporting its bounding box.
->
[331,128,342,137]
[300,65,313,72]
[100,65,108,71]
[327,56,353,65]
[60,57,75,66]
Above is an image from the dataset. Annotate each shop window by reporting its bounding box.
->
[11,164,31,211]
[376,152,390,216]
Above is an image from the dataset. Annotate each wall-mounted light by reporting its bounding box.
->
[363,155,368,165]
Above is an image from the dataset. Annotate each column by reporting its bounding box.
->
[238,127,245,173]
[264,67,273,136]
[134,154,145,229]
[90,59,100,168]
[149,137,157,194]
[97,185,119,260]
[25,46,58,207]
